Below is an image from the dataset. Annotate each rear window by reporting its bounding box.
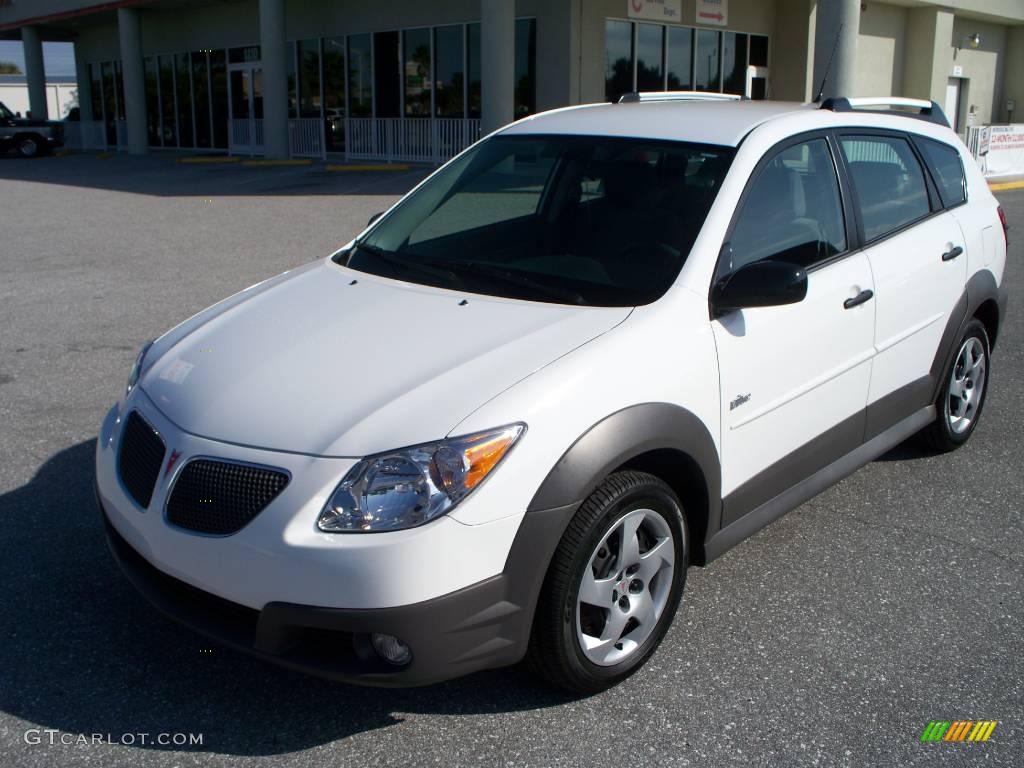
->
[917,137,967,208]
[840,135,931,242]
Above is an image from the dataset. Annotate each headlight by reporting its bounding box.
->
[317,424,525,533]
[125,340,153,397]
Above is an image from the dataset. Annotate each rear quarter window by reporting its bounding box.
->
[917,137,967,208]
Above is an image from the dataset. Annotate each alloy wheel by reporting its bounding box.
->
[946,336,986,435]
[576,507,675,666]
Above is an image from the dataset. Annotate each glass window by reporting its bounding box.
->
[840,136,931,241]
[175,53,194,147]
[666,27,693,90]
[192,52,212,148]
[115,61,126,120]
[918,137,966,208]
[286,40,297,118]
[695,29,720,92]
[374,31,400,118]
[299,39,321,119]
[467,23,481,119]
[728,139,847,271]
[750,35,769,68]
[210,50,228,148]
[101,61,117,144]
[404,28,431,117]
[636,23,663,92]
[434,25,464,118]
[323,37,346,151]
[515,18,537,118]
[605,19,633,102]
[348,34,372,118]
[722,32,747,95]
[144,57,161,146]
[228,46,260,64]
[350,135,733,307]
[159,55,176,146]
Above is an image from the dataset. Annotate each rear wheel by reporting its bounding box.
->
[16,135,43,158]
[527,471,687,694]
[922,319,990,452]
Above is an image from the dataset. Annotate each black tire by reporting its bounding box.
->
[527,470,688,694]
[15,134,43,158]
[921,318,990,453]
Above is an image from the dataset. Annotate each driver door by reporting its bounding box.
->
[712,135,876,525]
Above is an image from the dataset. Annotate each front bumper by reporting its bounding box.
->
[99,484,576,686]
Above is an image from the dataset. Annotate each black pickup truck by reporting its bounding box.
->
[0,100,64,157]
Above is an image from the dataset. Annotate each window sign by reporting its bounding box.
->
[696,0,728,27]
[627,0,682,23]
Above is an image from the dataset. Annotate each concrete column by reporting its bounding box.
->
[21,26,48,120]
[811,0,860,101]
[481,0,515,134]
[117,8,148,154]
[259,0,289,159]
[74,49,93,122]
[902,7,954,105]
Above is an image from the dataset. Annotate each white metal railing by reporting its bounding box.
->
[289,118,326,159]
[965,125,983,159]
[345,118,481,164]
[229,118,264,156]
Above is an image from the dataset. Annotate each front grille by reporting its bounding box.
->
[118,411,166,509]
[166,460,289,535]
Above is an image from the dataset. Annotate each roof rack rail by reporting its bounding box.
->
[819,96,950,127]
[618,91,742,104]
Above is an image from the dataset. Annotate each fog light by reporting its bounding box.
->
[371,633,412,666]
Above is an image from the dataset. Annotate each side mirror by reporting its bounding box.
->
[712,259,808,316]
[367,211,384,227]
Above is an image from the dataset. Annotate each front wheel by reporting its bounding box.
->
[527,471,688,694]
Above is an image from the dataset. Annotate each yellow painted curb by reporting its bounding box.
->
[240,158,312,167]
[989,179,1024,192]
[178,155,241,164]
[326,163,411,172]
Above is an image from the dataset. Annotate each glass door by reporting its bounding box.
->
[228,64,263,154]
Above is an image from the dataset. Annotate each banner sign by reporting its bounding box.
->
[984,124,1024,176]
[628,0,683,22]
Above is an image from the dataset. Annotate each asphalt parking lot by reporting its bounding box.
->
[0,152,1021,767]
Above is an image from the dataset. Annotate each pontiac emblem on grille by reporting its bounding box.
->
[165,450,182,477]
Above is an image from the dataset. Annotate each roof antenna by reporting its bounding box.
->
[814,21,844,103]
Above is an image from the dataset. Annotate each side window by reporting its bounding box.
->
[839,135,930,241]
[727,139,847,272]
[917,137,967,208]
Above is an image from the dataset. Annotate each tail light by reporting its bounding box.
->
[997,205,1009,246]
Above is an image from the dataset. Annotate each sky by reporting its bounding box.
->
[0,41,76,77]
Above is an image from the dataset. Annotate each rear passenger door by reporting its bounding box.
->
[837,132,968,437]
[713,135,876,525]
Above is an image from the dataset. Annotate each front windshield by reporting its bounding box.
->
[0,102,14,120]
[341,134,733,306]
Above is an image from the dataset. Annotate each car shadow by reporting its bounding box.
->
[0,440,575,756]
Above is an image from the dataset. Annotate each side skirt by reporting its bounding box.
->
[703,404,936,563]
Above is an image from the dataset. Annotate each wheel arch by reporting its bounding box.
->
[973,298,1001,350]
[526,403,721,566]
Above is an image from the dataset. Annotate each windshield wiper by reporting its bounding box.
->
[353,241,460,283]
[421,258,585,305]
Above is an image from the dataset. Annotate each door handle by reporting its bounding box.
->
[844,289,874,309]
[942,246,964,262]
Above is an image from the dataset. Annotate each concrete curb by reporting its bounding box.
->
[989,179,1024,192]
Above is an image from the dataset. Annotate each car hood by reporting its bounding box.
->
[140,260,631,456]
